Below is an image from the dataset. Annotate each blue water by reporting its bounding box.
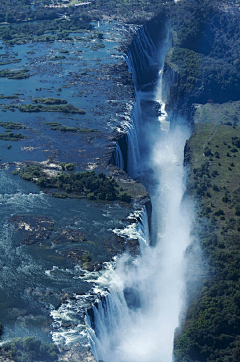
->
[0,168,132,343]
[0,21,127,166]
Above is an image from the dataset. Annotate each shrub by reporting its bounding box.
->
[87,192,96,200]
[53,192,67,198]
[212,170,219,177]
[235,205,240,216]
[65,163,74,171]
[106,192,116,201]
[119,192,131,203]
[1,337,58,362]
[233,139,240,148]
[214,209,225,216]
[204,148,212,157]
[222,194,229,203]
[36,177,46,187]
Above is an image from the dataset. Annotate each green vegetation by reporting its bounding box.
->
[78,127,98,133]
[0,94,19,99]
[0,0,169,47]
[0,132,27,141]
[175,101,240,362]
[166,47,201,98]
[0,337,58,362]
[89,0,166,23]
[91,43,105,51]
[65,163,74,171]
[53,192,67,198]
[167,0,240,103]
[45,121,97,133]
[18,103,85,114]
[168,5,240,357]
[18,165,131,202]
[32,97,67,105]
[0,58,21,65]
[45,122,62,129]
[0,104,16,112]
[0,0,166,27]
[0,1,92,45]
[0,121,25,130]
[0,68,33,80]
[53,125,78,133]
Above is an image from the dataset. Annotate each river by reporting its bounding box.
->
[0,20,142,350]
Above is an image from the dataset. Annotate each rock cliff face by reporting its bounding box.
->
[127,16,167,91]
[162,58,196,129]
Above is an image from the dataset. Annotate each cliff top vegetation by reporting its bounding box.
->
[165,0,240,104]
[0,0,170,26]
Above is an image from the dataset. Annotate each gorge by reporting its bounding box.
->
[87,22,195,362]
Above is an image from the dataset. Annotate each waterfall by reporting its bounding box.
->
[115,142,125,170]
[87,23,193,362]
[126,100,142,179]
[127,26,157,90]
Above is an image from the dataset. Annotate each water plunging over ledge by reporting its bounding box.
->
[87,25,194,362]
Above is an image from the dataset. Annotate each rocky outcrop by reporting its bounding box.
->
[58,344,97,362]
[183,139,192,166]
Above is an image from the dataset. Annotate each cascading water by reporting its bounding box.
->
[87,24,193,362]
[111,142,125,170]
[126,103,142,179]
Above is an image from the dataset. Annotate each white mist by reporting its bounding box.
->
[87,30,193,362]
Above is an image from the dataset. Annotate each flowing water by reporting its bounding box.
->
[0,169,135,344]
[87,26,194,362]
[0,21,141,346]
